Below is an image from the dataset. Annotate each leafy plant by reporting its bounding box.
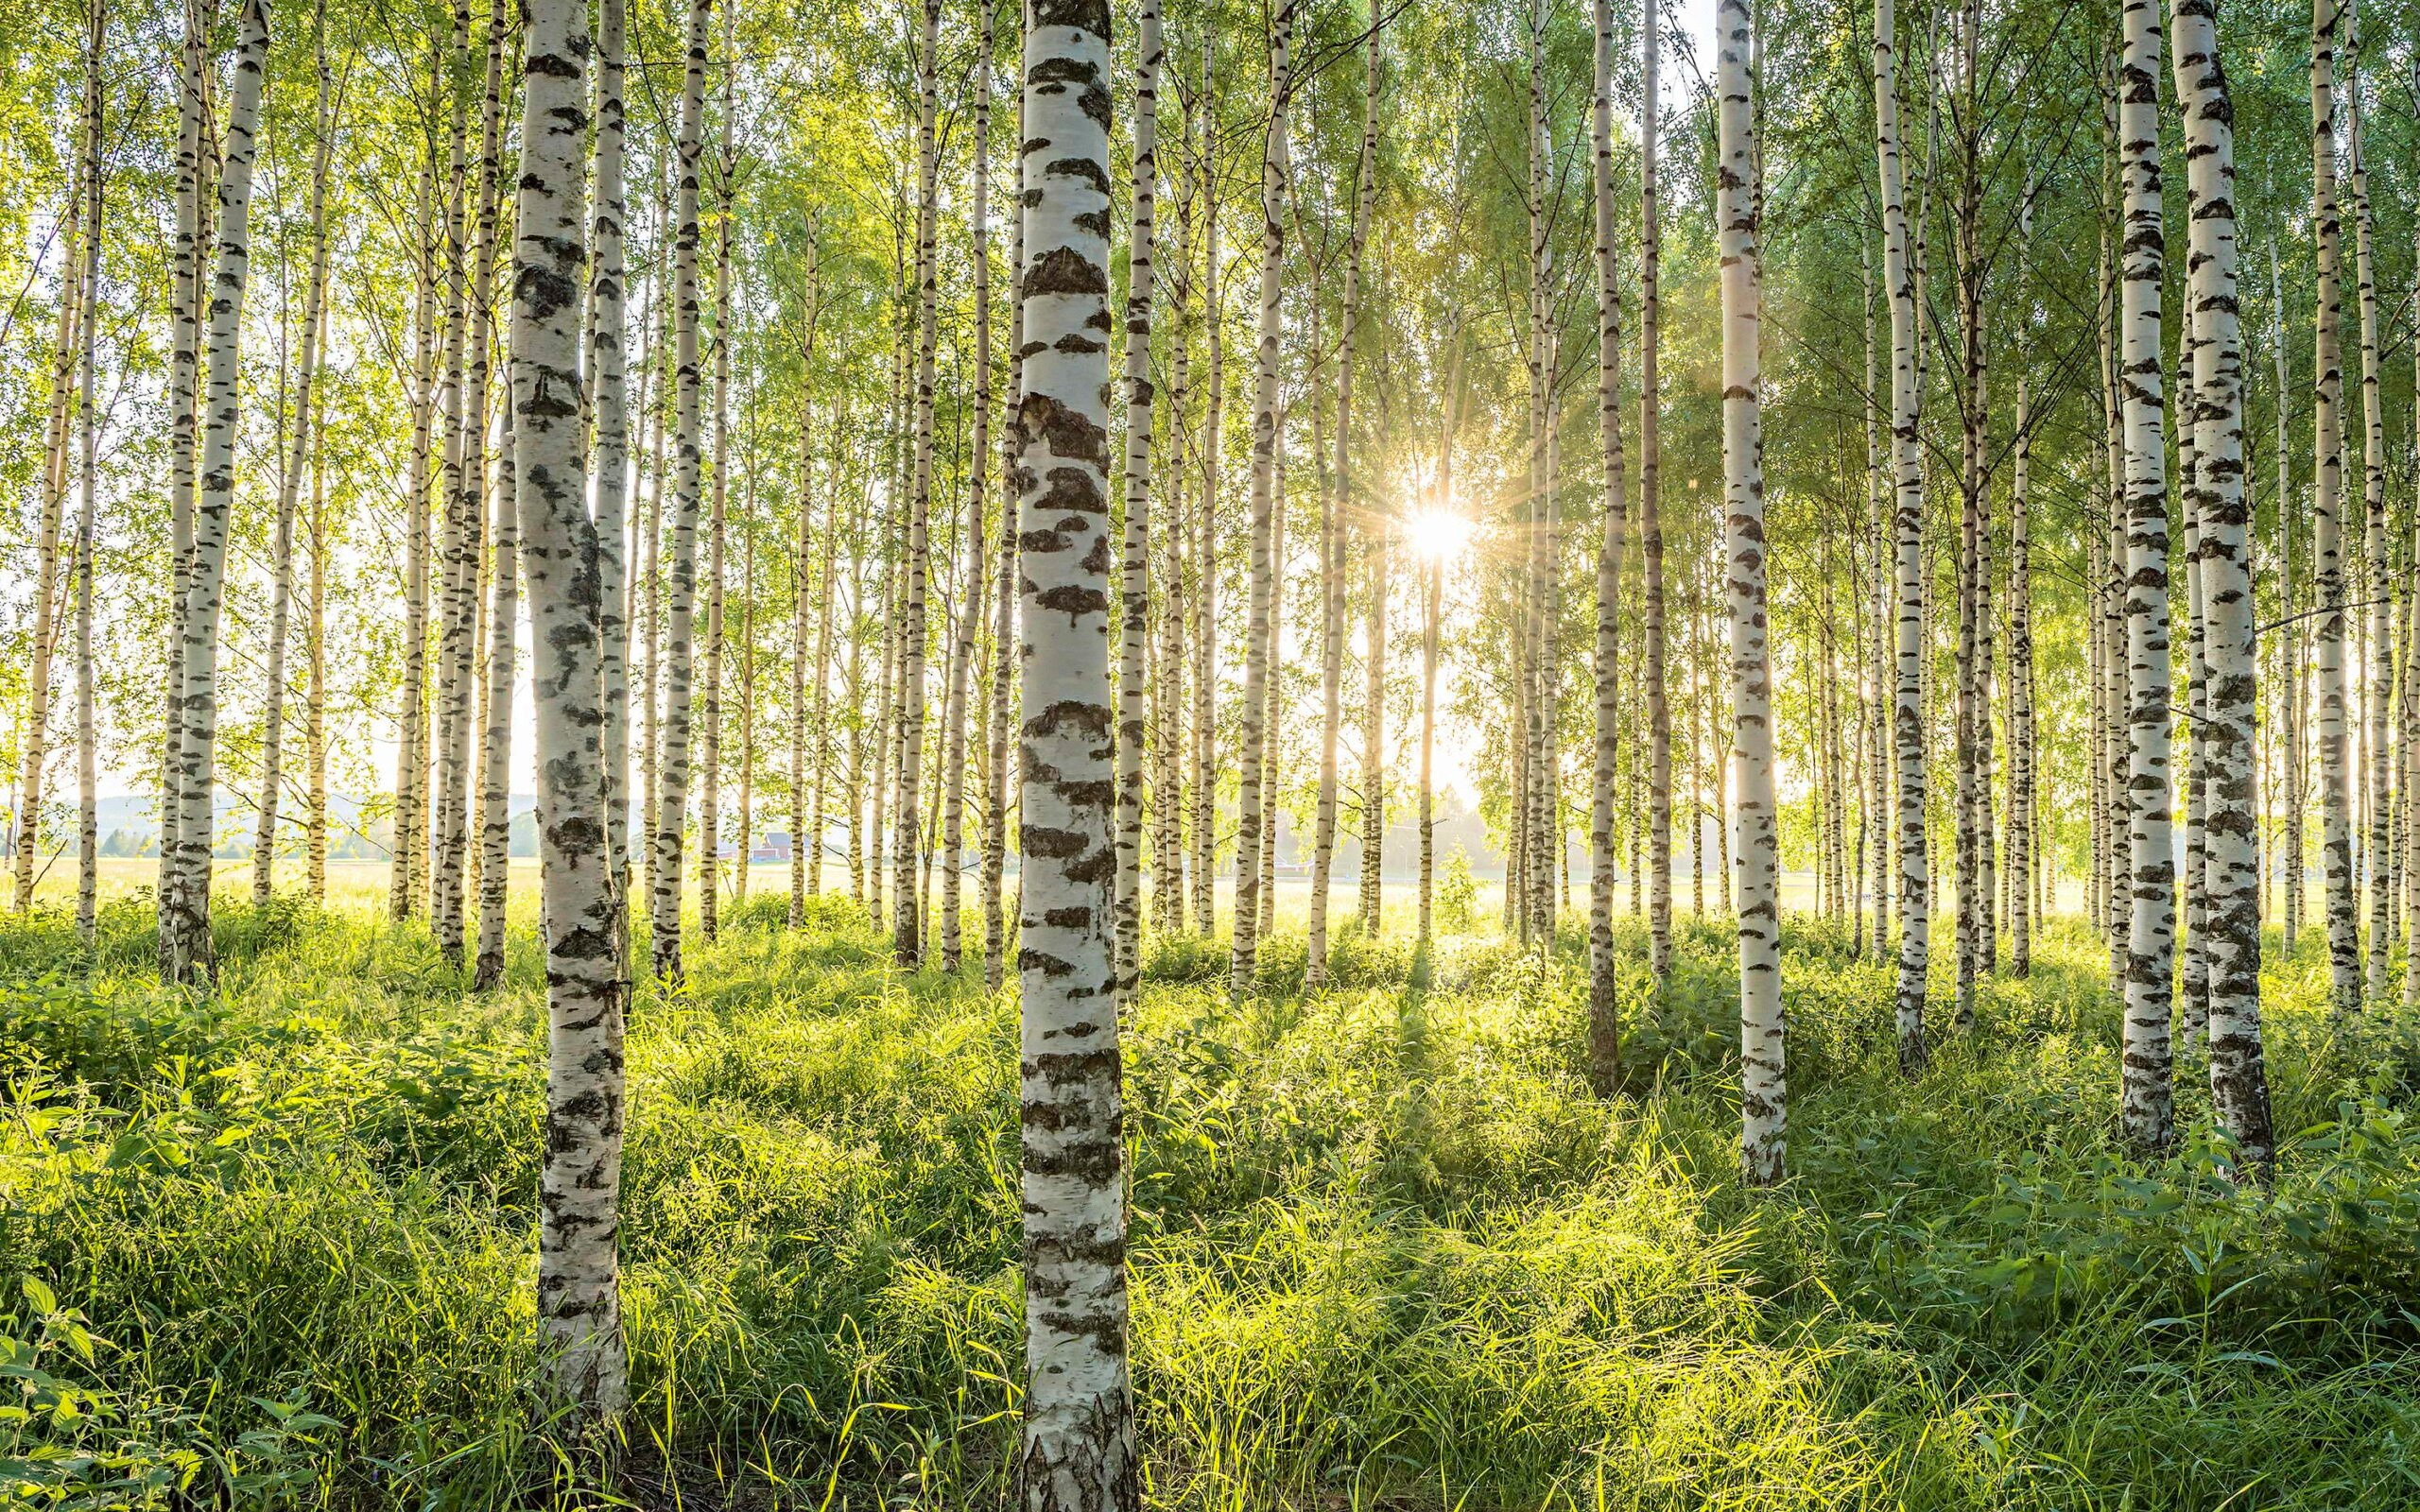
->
[1438,847,1478,932]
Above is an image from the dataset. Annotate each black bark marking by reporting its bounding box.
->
[1027,245,1108,297]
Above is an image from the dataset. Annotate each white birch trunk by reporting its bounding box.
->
[424,9,473,931]
[1718,0,1779,1181]
[2309,0,2360,1015]
[305,426,328,904]
[650,0,712,983]
[511,0,623,1411]
[1309,30,1378,986]
[2118,0,2174,1155]
[1522,11,1552,948]
[1189,45,1220,938]
[253,21,338,908]
[1951,0,1985,1016]
[1876,0,1927,1074]
[791,247,825,923]
[2344,41,2392,1003]
[1114,0,1162,1008]
[986,30,1028,994]
[1350,29,1384,942]
[1359,525,1389,938]
[941,31,992,970]
[435,0,510,965]
[1013,2,1134,1503]
[71,0,101,943]
[810,404,841,908]
[593,0,631,919]
[2098,89,2131,988]
[2171,0,2274,1171]
[1640,0,1672,979]
[162,0,210,948]
[2273,247,2302,953]
[1229,0,1295,1000]
[700,199,732,946]
[1307,413,1343,986]
[891,0,941,967]
[1864,243,1890,960]
[14,163,81,918]
[164,0,270,986]
[1588,0,1628,1091]
[2009,179,2036,979]
[639,166,672,905]
[474,408,519,989]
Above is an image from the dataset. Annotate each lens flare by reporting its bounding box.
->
[1403,509,1475,562]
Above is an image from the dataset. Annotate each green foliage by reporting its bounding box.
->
[0,1276,340,1507]
[1438,845,1478,932]
[1,902,2418,1507]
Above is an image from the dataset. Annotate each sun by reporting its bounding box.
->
[1402,508,1476,562]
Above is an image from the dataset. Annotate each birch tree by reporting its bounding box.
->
[1189,45,1221,938]
[70,0,102,944]
[650,0,713,983]
[1309,20,1377,987]
[12,169,80,917]
[1114,0,1162,1007]
[2342,21,2391,1003]
[986,21,1029,994]
[1013,1,1134,1503]
[474,404,518,989]
[2308,0,2360,1015]
[433,0,510,966]
[1950,0,1986,1016]
[1150,71,1192,936]
[1357,540,1387,936]
[1640,0,1672,979]
[700,175,735,946]
[418,5,473,932]
[789,239,825,922]
[2274,249,2303,954]
[504,0,625,1412]
[1520,9,1552,947]
[254,16,339,907]
[1876,0,1927,1074]
[162,0,212,949]
[1717,0,1780,1186]
[2118,0,2175,1155]
[807,402,840,910]
[593,0,632,915]
[304,391,330,903]
[2170,0,2274,1172]
[940,20,992,970]
[1350,31,1385,944]
[1230,0,1297,999]
[2008,177,2036,979]
[1587,0,1628,1096]
[1309,352,1347,985]
[164,0,270,986]
[893,0,942,969]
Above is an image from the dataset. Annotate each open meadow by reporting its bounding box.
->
[2,875,2417,1509]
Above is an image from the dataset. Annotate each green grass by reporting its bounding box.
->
[1,885,2418,1508]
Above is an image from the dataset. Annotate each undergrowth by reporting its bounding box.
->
[0,885,2416,1508]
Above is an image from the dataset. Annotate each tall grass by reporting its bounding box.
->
[0,887,2415,1507]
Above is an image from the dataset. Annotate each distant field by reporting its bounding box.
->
[42,853,2115,920]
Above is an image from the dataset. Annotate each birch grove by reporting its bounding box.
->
[16,0,2420,1485]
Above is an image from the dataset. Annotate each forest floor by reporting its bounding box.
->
[2,878,2418,1509]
